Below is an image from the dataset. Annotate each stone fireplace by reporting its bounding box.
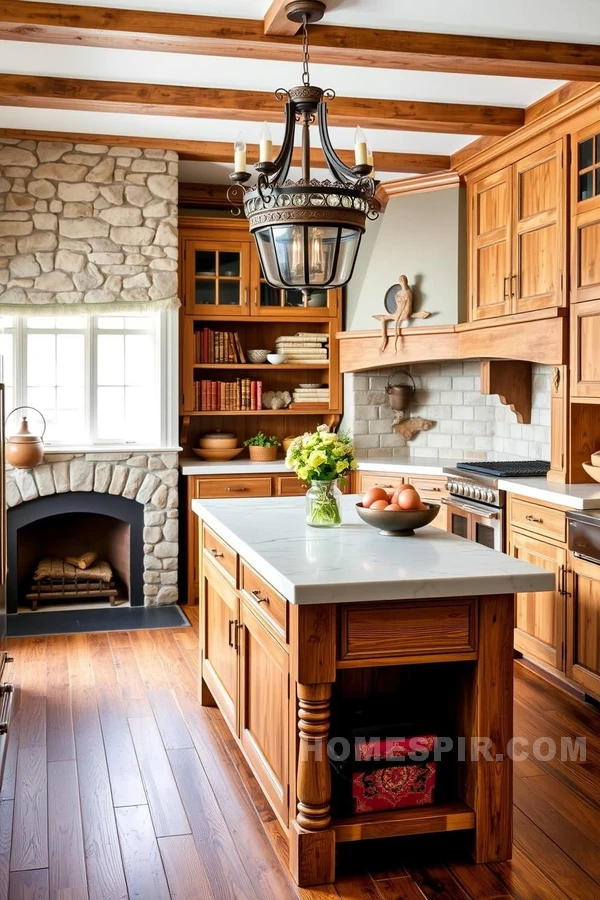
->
[5,450,179,611]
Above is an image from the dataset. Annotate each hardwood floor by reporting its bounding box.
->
[1,607,600,899]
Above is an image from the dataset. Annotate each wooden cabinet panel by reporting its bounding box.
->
[512,141,565,314]
[571,298,600,398]
[568,554,600,699]
[239,600,289,824]
[509,496,566,543]
[356,472,403,494]
[339,599,477,664]
[183,237,252,317]
[203,523,237,586]
[571,126,600,304]
[192,475,272,499]
[202,559,239,732]
[509,530,565,672]
[275,475,309,497]
[469,167,512,321]
[240,562,288,642]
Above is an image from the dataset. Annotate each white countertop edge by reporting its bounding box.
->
[180,456,454,477]
[498,477,600,510]
[193,498,555,605]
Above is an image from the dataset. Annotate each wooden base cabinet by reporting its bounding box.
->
[567,553,600,700]
[509,529,567,674]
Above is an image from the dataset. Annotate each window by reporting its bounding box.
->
[0,312,175,447]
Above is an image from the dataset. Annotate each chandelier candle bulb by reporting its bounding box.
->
[259,123,273,163]
[234,133,247,172]
[354,127,369,166]
[366,147,375,178]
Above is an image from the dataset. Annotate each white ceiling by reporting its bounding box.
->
[1,0,593,184]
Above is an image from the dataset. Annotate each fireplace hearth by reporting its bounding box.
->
[7,492,144,615]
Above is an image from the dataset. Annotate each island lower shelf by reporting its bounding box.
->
[196,511,516,887]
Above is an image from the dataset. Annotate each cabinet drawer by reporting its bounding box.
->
[510,497,566,543]
[193,476,272,499]
[357,472,403,494]
[339,599,477,663]
[407,476,448,498]
[240,562,288,641]
[275,475,309,497]
[203,524,238,585]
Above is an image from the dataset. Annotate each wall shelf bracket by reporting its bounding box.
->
[480,360,532,424]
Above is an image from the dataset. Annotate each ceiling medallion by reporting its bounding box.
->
[229,0,379,305]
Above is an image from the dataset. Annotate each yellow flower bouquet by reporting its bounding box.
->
[285,425,356,527]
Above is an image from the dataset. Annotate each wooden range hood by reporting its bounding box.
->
[338,308,567,425]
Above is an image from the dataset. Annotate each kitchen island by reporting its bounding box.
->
[192,495,554,886]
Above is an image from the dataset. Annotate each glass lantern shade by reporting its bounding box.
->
[254,223,362,292]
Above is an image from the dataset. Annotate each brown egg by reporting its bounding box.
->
[369,499,390,510]
[392,484,415,502]
[362,487,391,508]
[398,488,421,510]
[385,503,402,511]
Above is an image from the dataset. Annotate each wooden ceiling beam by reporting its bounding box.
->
[0,128,450,174]
[263,0,301,36]
[0,74,523,136]
[2,1,600,81]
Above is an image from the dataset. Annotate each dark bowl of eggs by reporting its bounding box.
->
[355,484,440,535]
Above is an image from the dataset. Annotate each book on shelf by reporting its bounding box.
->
[195,378,264,411]
[195,327,247,364]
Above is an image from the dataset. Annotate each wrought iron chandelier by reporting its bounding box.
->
[229,0,379,305]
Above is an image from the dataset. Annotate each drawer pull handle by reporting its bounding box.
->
[251,589,268,604]
[378,484,395,489]
[225,487,248,492]
[525,515,543,523]
[210,548,224,557]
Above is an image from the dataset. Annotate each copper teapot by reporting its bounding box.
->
[5,407,46,468]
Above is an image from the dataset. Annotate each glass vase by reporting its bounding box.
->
[306,479,343,528]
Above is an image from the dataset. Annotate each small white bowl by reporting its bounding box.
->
[267,353,285,365]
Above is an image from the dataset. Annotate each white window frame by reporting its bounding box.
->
[0,310,178,450]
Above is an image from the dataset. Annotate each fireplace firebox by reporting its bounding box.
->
[7,492,144,614]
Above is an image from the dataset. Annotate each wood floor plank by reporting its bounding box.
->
[127,716,190,838]
[1,688,21,802]
[8,868,49,900]
[71,685,128,900]
[114,805,170,900]
[18,662,46,751]
[108,634,153,718]
[334,873,385,899]
[512,807,600,900]
[0,800,13,900]
[10,746,48,872]
[375,877,428,900]
[405,866,471,900]
[147,629,197,695]
[46,637,75,763]
[148,689,193,750]
[168,747,258,900]
[158,833,214,900]
[47,760,88,900]
[491,847,571,900]
[127,631,171,691]
[96,688,146,809]
[447,858,516,899]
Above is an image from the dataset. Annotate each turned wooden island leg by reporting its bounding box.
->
[289,604,337,886]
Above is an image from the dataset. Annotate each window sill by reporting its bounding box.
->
[42,446,182,454]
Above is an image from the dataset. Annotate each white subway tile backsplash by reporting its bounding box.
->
[350,362,551,462]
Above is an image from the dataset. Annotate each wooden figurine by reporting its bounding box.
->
[373,274,431,352]
[393,416,435,440]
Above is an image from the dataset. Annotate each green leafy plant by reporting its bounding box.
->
[243,431,280,448]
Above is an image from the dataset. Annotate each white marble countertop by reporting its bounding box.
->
[498,476,600,510]
[180,455,456,477]
[193,495,554,605]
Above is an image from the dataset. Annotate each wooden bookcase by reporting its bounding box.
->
[179,217,343,450]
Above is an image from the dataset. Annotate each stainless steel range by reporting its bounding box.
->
[442,460,551,552]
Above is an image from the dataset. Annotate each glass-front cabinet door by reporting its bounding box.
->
[250,251,339,318]
[572,126,600,305]
[184,239,251,316]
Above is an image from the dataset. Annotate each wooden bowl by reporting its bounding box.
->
[582,462,600,483]
[199,434,237,450]
[355,502,440,536]
[193,448,244,461]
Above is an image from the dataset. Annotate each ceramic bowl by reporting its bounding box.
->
[267,353,285,365]
[193,448,244,461]
[355,502,440,536]
[591,451,600,467]
[199,433,237,450]
[299,383,321,389]
[247,349,269,364]
[582,462,600,483]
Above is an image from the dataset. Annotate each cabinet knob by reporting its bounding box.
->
[525,515,542,523]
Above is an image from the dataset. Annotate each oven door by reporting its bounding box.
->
[443,497,504,552]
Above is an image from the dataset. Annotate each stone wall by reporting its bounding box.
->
[6,451,179,606]
[0,138,179,310]
[351,362,551,461]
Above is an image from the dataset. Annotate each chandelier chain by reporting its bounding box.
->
[301,15,310,86]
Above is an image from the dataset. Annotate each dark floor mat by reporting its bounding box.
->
[7,604,190,637]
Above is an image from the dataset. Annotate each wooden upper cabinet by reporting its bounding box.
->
[513,141,566,314]
[182,235,252,317]
[468,140,566,321]
[250,247,340,318]
[469,166,513,320]
[571,126,600,304]
[571,297,600,398]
